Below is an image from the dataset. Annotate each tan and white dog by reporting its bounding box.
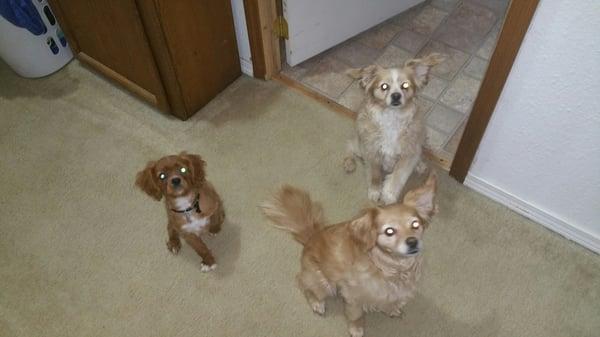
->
[344,54,444,205]
[261,174,438,337]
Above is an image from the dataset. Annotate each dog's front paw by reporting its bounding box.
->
[368,187,381,203]
[310,301,326,316]
[344,157,357,173]
[380,186,399,205]
[388,308,404,318]
[200,263,217,272]
[348,326,364,337]
[416,160,428,174]
[166,239,181,254]
[381,193,397,205]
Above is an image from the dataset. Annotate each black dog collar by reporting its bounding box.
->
[170,193,201,215]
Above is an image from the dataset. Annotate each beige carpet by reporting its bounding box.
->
[0,60,598,337]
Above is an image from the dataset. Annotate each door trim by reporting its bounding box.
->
[243,0,281,79]
[245,0,540,182]
[449,0,539,182]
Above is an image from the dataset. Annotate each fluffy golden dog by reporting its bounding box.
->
[261,174,438,337]
[135,153,224,272]
[344,54,444,205]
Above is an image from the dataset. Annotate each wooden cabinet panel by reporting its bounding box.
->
[49,0,241,119]
[49,0,168,110]
[151,0,241,115]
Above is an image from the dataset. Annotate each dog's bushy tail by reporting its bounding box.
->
[260,185,324,245]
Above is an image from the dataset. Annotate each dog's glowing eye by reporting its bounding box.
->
[401,82,410,90]
[380,83,389,91]
[384,228,396,236]
[411,220,420,229]
[180,167,187,174]
[158,173,166,180]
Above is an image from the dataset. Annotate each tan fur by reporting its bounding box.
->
[262,174,438,337]
[135,152,225,270]
[344,54,444,205]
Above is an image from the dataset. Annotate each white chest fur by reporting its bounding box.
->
[181,216,209,236]
[173,196,210,236]
[374,108,412,170]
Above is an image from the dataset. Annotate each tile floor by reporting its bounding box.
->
[282,0,509,163]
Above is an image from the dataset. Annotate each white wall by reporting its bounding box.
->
[466,0,600,253]
[230,0,253,76]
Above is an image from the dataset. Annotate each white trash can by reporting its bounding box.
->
[0,0,73,78]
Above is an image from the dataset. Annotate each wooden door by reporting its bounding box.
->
[48,0,169,110]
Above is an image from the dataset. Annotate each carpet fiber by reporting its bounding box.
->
[1,61,598,337]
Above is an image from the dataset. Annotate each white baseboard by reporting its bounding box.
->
[240,58,253,77]
[465,174,600,254]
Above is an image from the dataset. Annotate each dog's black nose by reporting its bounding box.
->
[171,177,181,186]
[406,237,418,249]
[391,92,402,102]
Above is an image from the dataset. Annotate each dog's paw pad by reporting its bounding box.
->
[166,241,181,255]
[416,161,428,174]
[368,188,381,203]
[200,263,217,272]
[311,301,325,316]
[348,326,364,337]
[343,157,357,173]
[389,309,404,318]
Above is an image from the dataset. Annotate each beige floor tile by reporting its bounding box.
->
[416,96,435,115]
[444,121,466,154]
[418,41,469,80]
[425,126,449,150]
[426,104,465,133]
[357,22,403,50]
[392,3,427,29]
[447,1,497,36]
[329,39,381,68]
[281,54,325,81]
[302,57,354,99]
[376,45,413,68]
[463,56,488,79]
[392,29,428,53]
[430,0,460,12]
[433,23,486,53]
[466,0,510,16]
[420,76,448,100]
[411,5,449,35]
[281,66,308,81]
[338,81,365,112]
[440,74,482,114]
[476,24,501,60]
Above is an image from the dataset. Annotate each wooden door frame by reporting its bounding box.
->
[244,0,540,183]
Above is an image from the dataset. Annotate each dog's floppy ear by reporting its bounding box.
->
[349,208,379,251]
[404,53,445,89]
[180,152,206,187]
[403,173,438,222]
[346,65,380,90]
[135,161,162,201]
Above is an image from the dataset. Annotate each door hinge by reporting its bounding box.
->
[273,16,288,39]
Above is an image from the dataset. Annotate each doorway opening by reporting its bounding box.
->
[281,0,508,169]
[245,0,539,180]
